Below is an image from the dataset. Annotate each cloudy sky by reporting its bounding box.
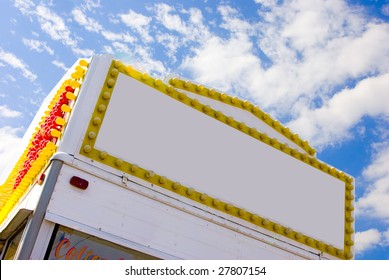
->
[0,0,389,259]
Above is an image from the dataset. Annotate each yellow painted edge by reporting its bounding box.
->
[0,59,89,225]
[79,60,354,259]
[169,77,317,157]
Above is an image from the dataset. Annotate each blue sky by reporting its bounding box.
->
[0,0,388,259]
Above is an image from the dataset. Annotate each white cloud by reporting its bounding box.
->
[71,8,136,44]
[0,105,22,118]
[154,3,210,41]
[357,143,389,220]
[382,4,389,17]
[101,30,135,43]
[354,229,382,255]
[0,47,37,81]
[22,38,54,55]
[0,126,24,184]
[52,60,68,71]
[13,2,93,57]
[81,0,101,12]
[218,5,254,34]
[13,0,35,16]
[72,8,103,33]
[287,73,389,147]
[120,9,153,42]
[181,34,262,94]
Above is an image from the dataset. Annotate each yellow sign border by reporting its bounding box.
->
[80,60,354,259]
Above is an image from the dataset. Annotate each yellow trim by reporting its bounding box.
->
[80,60,354,259]
[0,59,89,225]
[169,77,317,156]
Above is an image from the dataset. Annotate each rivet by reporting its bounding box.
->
[88,131,96,139]
[262,219,270,227]
[203,105,211,113]
[208,89,216,97]
[220,93,227,101]
[238,209,247,216]
[250,214,259,222]
[93,117,102,126]
[184,81,192,88]
[110,68,119,77]
[115,159,123,167]
[190,99,198,107]
[295,233,303,240]
[196,84,204,92]
[200,193,208,201]
[270,138,277,146]
[306,238,315,246]
[346,227,354,234]
[212,199,221,207]
[159,176,167,184]
[107,79,115,87]
[282,127,290,134]
[125,66,134,75]
[99,151,108,160]
[166,86,174,94]
[273,224,282,232]
[326,245,335,254]
[249,128,257,135]
[261,113,269,121]
[346,205,354,211]
[272,120,280,127]
[98,104,106,112]
[225,204,233,211]
[346,194,354,201]
[178,92,186,100]
[83,145,92,153]
[154,79,162,87]
[317,241,325,250]
[215,111,222,119]
[238,122,246,130]
[231,96,239,104]
[130,164,139,173]
[346,177,354,184]
[259,134,268,141]
[346,216,354,223]
[291,133,299,140]
[345,252,353,260]
[102,91,111,100]
[284,228,292,235]
[252,106,260,113]
[226,116,234,124]
[186,188,195,196]
[141,73,149,80]
[172,182,181,191]
[145,170,155,179]
[336,250,345,258]
[114,60,122,68]
[243,100,251,108]
[170,78,178,85]
[346,184,354,191]
[346,240,354,246]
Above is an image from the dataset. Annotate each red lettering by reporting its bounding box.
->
[65,247,78,260]
[55,238,70,259]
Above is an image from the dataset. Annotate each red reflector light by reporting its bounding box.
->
[70,176,89,190]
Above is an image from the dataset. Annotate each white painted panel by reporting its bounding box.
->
[95,73,345,248]
[46,164,310,259]
[177,88,305,152]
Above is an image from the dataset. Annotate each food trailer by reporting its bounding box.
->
[0,54,354,260]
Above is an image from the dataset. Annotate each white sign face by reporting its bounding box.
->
[94,73,345,248]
